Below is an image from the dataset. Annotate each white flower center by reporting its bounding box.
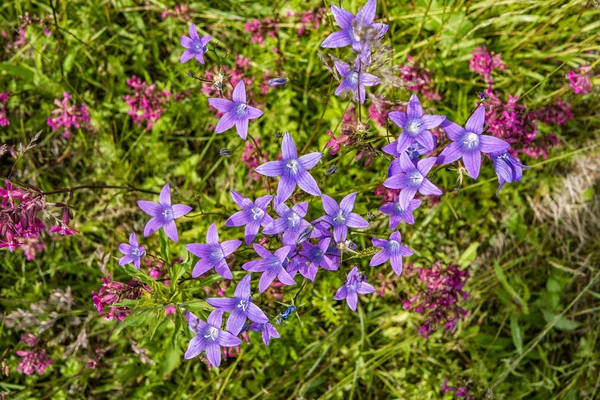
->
[250,207,264,221]
[233,103,248,117]
[286,159,300,175]
[348,72,359,86]
[388,240,400,252]
[210,247,224,262]
[406,120,422,136]
[162,207,174,221]
[237,299,249,312]
[194,43,206,52]
[131,247,143,257]
[394,202,405,212]
[462,132,480,150]
[333,210,346,225]
[409,171,423,186]
[204,326,219,341]
[287,212,301,227]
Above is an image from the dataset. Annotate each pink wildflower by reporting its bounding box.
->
[123,76,170,130]
[566,65,593,94]
[47,92,92,138]
[469,45,505,83]
[398,56,441,101]
[0,91,9,126]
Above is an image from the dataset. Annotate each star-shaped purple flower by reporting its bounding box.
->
[118,232,146,269]
[333,266,375,312]
[370,231,413,276]
[320,192,369,243]
[206,274,269,335]
[438,106,510,179]
[321,0,389,53]
[242,244,296,293]
[249,322,280,346]
[184,310,242,367]
[298,238,338,281]
[383,153,442,208]
[225,191,273,245]
[263,201,311,246]
[255,131,323,203]
[490,150,529,194]
[388,94,445,153]
[333,59,381,104]
[137,184,192,242]
[379,199,422,229]
[186,223,242,280]
[180,24,212,64]
[208,80,263,140]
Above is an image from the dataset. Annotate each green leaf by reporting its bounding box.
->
[458,242,479,267]
[510,313,523,354]
[541,310,581,332]
[159,230,170,264]
[63,51,77,75]
[494,261,529,314]
[160,343,181,376]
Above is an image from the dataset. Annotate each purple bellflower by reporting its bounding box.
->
[490,150,529,193]
[208,80,263,140]
[321,0,389,53]
[333,266,375,311]
[186,223,242,279]
[379,198,422,229]
[137,184,192,242]
[242,244,296,293]
[370,231,413,276]
[438,106,510,179]
[320,192,369,243]
[298,238,338,281]
[333,59,381,104]
[249,322,280,346]
[388,94,445,152]
[263,201,310,246]
[184,310,242,367]
[255,131,323,203]
[225,191,273,245]
[118,232,146,269]
[383,153,442,208]
[206,274,269,335]
[384,141,434,177]
[180,24,212,64]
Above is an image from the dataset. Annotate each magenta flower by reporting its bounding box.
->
[370,231,413,276]
[388,94,445,152]
[184,310,242,367]
[242,244,296,293]
[333,266,375,311]
[469,45,505,83]
[207,274,269,335]
[0,91,10,126]
[208,80,263,140]
[379,198,421,229]
[333,59,381,104]
[186,223,242,280]
[47,92,91,138]
[249,322,280,346]
[383,153,442,208]
[255,131,323,203]
[263,201,311,246]
[180,24,212,64]
[124,76,170,130]
[320,192,369,243]
[118,232,146,269]
[438,106,510,179]
[137,184,192,242]
[566,66,592,94]
[225,191,273,245]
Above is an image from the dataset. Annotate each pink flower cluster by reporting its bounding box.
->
[92,277,148,321]
[2,13,51,51]
[47,92,92,138]
[245,18,279,46]
[566,65,593,94]
[403,262,470,338]
[161,4,195,22]
[202,57,253,98]
[287,8,327,36]
[0,91,9,126]
[124,75,171,130]
[398,56,441,101]
[484,87,572,159]
[242,137,270,181]
[469,45,505,83]
[16,333,53,375]
[441,379,477,399]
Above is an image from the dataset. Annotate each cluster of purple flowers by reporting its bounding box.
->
[0,91,9,126]
[244,8,326,46]
[441,378,478,399]
[469,45,506,83]
[161,3,195,22]
[16,334,53,375]
[92,277,148,321]
[2,12,51,52]
[566,65,593,94]
[47,92,92,138]
[123,75,171,130]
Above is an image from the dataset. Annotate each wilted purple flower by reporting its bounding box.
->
[186,223,242,279]
[268,77,289,87]
[225,191,273,245]
[298,238,338,281]
[383,153,442,208]
[249,322,280,345]
[379,198,421,229]
[388,94,445,152]
[263,201,310,246]
[437,106,510,179]
[333,59,381,104]
[489,150,529,194]
[180,24,212,64]
[370,231,413,276]
[320,192,369,243]
[207,274,269,335]
[321,0,388,53]
[184,310,242,367]
[242,244,296,292]
[208,80,263,140]
[137,184,192,242]
[118,232,146,269]
[255,131,323,203]
[333,266,375,311]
